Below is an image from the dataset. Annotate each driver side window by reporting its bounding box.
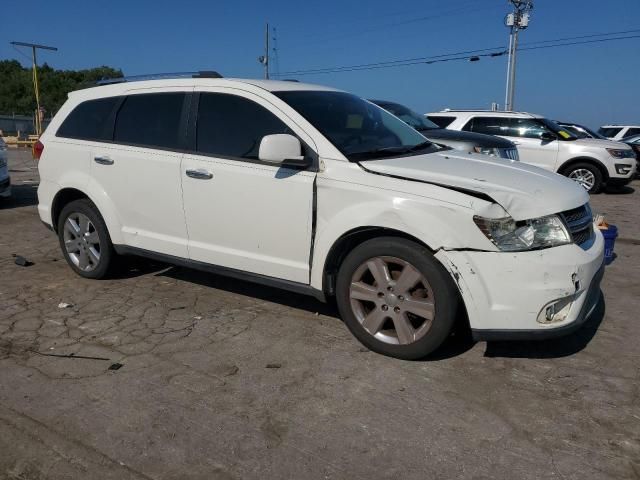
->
[196,93,292,160]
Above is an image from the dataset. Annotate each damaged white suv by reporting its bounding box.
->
[36,76,605,359]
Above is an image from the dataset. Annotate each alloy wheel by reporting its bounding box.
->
[63,212,101,272]
[349,256,435,345]
[568,168,596,191]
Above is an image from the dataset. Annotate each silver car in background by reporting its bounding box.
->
[0,138,10,198]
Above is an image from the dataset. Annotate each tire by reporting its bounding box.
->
[563,162,603,194]
[57,198,116,279]
[335,237,459,360]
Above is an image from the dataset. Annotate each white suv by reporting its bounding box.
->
[428,110,636,193]
[598,125,640,141]
[37,76,605,359]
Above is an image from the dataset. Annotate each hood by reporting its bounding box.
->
[361,151,588,221]
[419,128,515,149]
[573,137,632,150]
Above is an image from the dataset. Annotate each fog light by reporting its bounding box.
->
[615,163,632,175]
[537,296,574,324]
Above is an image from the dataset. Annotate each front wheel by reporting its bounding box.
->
[563,162,603,194]
[335,237,460,360]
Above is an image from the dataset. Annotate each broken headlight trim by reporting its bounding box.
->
[473,214,572,251]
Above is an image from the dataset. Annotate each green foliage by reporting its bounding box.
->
[0,60,123,116]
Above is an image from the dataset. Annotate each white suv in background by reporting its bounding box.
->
[598,125,640,141]
[37,76,605,359]
[427,110,636,193]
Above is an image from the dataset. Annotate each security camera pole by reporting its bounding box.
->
[504,1,533,111]
[9,41,58,136]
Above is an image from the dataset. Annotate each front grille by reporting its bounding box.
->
[500,148,519,161]
[559,204,594,249]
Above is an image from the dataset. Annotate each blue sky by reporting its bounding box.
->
[2,0,639,127]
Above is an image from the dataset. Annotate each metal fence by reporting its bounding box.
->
[0,114,51,137]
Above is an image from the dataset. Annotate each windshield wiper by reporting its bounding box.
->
[349,141,433,160]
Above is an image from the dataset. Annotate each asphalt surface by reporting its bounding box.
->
[1,149,639,480]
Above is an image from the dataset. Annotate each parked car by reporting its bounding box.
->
[37,77,605,359]
[428,110,636,193]
[598,125,640,141]
[620,134,640,177]
[0,138,10,199]
[370,100,519,160]
[555,121,607,140]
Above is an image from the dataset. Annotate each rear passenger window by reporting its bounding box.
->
[56,97,119,141]
[598,127,622,138]
[196,93,291,159]
[625,128,640,138]
[427,116,455,128]
[114,93,185,150]
[463,117,510,136]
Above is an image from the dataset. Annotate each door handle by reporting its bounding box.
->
[186,168,213,180]
[94,156,114,165]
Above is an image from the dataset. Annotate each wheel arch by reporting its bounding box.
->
[320,226,433,297]
[51,188,91,233]
[558,156,609,181]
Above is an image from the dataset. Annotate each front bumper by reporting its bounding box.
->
[435,228,605,340]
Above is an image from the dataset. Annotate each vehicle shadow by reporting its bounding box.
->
[0,184,39,209]
[482,292,605,359]
[157,265,338,317]
[604,185,635,195]
[110,256,171,279]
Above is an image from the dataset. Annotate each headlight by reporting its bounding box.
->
[473,146,500,157]
[607,148,635,159]
[474,214,572,251]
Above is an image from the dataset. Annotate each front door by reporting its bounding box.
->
[181,90,316,283]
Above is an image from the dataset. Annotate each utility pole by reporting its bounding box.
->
[504,1,532,111]
[257,23,270,79]
[10,41,58,136]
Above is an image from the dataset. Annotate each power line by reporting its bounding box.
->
[273,29,640,78]
[284,1,503,49]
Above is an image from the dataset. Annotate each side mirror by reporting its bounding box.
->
[540,132,556,142]
[259,134,309,167]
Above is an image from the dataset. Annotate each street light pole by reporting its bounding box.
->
[9,41,58,136]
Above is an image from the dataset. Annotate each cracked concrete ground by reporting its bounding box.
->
[1,149,639,479]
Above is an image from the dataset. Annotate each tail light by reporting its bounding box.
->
[33,140,44,160]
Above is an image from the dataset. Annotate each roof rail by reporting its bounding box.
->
[95,70,223,86]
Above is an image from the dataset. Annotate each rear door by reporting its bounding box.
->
[90,89,190,257]
[464,116,559,170]
[181,89,316,283]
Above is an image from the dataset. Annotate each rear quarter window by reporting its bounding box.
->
[427,116,455,128]
[56,97,120,141]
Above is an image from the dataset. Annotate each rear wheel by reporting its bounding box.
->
[563,162,603,193]
[335,237,459,360]
[57,199,115,279]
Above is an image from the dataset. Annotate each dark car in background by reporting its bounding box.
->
[370,100,519,161]
[620,134,640,177]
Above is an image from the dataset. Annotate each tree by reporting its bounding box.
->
[0,60,123,116]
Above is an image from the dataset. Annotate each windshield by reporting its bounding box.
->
[373,102,440,132]
[275,91,437,161]
[539,118,578,140]
[561,125,589,139]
